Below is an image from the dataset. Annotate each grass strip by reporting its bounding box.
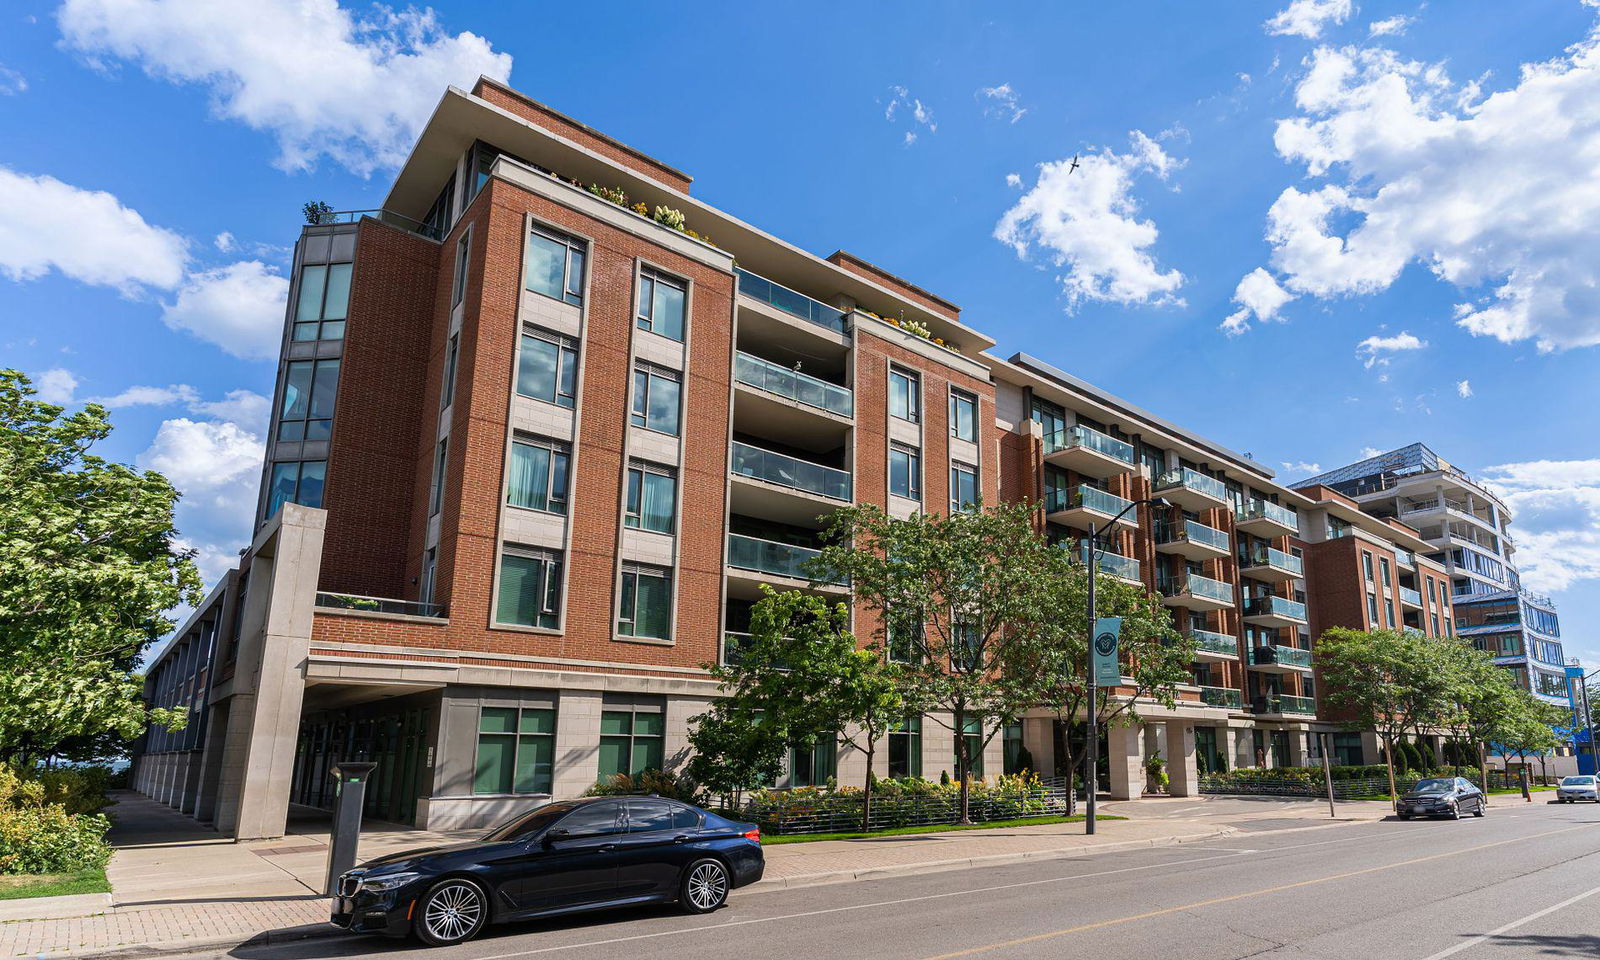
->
[0,867,110,901]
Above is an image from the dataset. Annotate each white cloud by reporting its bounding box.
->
[1360,446,1384,458]
[0,64,25,95]
[979,83,1027,123]
[1368,14,1415,37]
[1221,267,1294,334]
[88,383,200,408]
[885,85,936,144]
[1282,460,1322,474]
[1482,459,1600,593]
[1005,173,1022,188]
[0,166,187,293]
[996,131,1186,310]
[1232,24,1600,351]
[191,389,271,434]
[1355,330,1426,368]
[1266,0,1352,39]
[213,231,234,252]
[57,0,513,176]
[34,367,80,404]
[138,416,264,546]
[1456,378,1473,398]
[161,261,288,360]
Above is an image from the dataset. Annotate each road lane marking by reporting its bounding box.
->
[467,819,1584,960]
[913,823,1598,960]
[1415,883,1600,960]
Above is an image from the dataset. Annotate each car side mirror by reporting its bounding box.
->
[542,828,571,847]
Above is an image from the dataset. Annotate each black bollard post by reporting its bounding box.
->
[325,761,378,896]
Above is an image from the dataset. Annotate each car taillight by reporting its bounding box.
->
[743,828,761,842]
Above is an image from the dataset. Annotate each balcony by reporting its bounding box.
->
[1188,628,1240,660]
[1235,499,1298,537]
[1155,519,1230,562]
[1243,595,1308,628]
[1047,485,1138,530]
[1399,586,1423,609]
[722,631,751,666]
[729,441,851,527]
[1092,550,1142,584]
[734,352,852,417]
[315,591,445,619]
[1239,545,1304,583]
[1395,548,1416,569]
[1247,644,1313,673]
[1154,467,1229,512]
[1200,685,1244,709]
[726,534,847,591]
[1253,694,1316,717]
[735,267,849,335]
[1159,573,1235,612]
[1043,424,1136,479]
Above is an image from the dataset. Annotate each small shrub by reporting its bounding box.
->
[583,769,700,804]
[652,205,686,231]
[0,769,111,875]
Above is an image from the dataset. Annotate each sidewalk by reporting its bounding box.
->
[0,791,1369,960]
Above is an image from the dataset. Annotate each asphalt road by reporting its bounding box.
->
[223,800,1600,960]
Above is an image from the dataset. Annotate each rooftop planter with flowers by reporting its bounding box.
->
[578,181,720,247]
[858,309,962,355]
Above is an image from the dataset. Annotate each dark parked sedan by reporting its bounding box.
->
[1396,777,1486,820]
[330,796,764,946]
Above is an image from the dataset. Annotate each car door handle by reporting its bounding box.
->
[597,843,617,853]
[672,835,691,844]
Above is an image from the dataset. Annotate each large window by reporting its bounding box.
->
[889,367,920,422]
[452,232,471,307]
[1379,557,1392,587]
[1362,551,1374,582]
[949,389,977,442]
[1366,592,1379,626]
[957,719,984,779]
[889,716,922,779]
[1331,732,1364,766]
[890,443,921,500]
[789,734,837,787]
[474,705,555,795]
[496,547,562,629]
[1384,599,1396,628]
[631,364,682,436]
[636,270,686,341]
[441,333,459,410]
[599,706,664,778]
[278,358,340,442]
[266,460,325,517]
[887,617,923,663]
[618,564,672,640]
[429,438,448,516]
[524,227,586,305]
[624,462,676,534]
[518,328,578,409]
[950,462,978,513]
[508,436,570,514]
[293,262,351,341]
[1002,723,1025,775]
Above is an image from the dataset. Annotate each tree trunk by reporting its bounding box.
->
[955,705,972,824]
[1384,734,1399,812]
[861,741,875,833]
[1060,733,1077,818]
[1478,742,1490,807]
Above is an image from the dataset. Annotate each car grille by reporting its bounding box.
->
[339,873,362,897]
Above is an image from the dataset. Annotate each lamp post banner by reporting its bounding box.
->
[1093,617,1122,687]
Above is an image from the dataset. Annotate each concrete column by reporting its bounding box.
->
[192,702,229,824]
[1361,731,1383,766]
[1106,724,1144,800]
[663,694,710,778]
[1165,721,1200,797]
[1288,729,1308,768]
[551,688,603,799]
[1022,717,1054,777]
[180,752,205,814]
[922,711,953,783]
[1236,725,1258,770]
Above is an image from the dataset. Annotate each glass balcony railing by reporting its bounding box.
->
[1155,467,1228,502]
[1395,548,1416,568]
[1048,484,1134,518]
[1248,644,1313,669]
[1201,686,1244,709]
[735,267,849,334]
[1093,550,1141,582]
[727,534,846,585]
[315,592,445,618]
[1245,595,1308,621]
[734,352,853,416]
[1236,499,1298,530]
[1160,573,1234,604]
[1256,694,1316,716]
[1158,519,1230,552]
[1043,424,1135,465]
[730,441,851,501]
[722,631,751,665]
[1241,545,1304,576]
[1399,586,1423,607]
[1188,629,1240,657]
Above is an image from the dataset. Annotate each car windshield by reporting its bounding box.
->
[1413,778,1453,794]
[1562,776,1596,786]
[481,802,576,842]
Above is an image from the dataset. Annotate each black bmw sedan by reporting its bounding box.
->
[331,796,764,946]
[1396,777,1487,820]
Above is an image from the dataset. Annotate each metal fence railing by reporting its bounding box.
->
[734,777,1072,835]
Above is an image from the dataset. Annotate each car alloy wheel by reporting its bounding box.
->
[681,858,729,914]
[416,879,486,946]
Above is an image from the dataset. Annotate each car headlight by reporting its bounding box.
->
[359,871,421,892]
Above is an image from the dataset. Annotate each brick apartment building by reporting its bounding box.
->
[131,78,1448,839]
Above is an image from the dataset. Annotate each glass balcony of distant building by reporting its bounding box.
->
[1047,484,1138,531]
[1239,545,1304,583]
[1188,628,1240,661]
[1235,499,1298,537]
[1154,467,1229,512]
[1243,595,1308,628]
[1155,519,1230,562]
[1247,643,1313,673]
[1159,572,1235,612]
[1043,424,1136,479]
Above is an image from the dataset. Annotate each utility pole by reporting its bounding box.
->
[1084,525,1098,836]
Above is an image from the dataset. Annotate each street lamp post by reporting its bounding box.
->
[1082,496,1170,836]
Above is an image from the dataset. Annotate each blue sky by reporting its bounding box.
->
[2,0,1597,664]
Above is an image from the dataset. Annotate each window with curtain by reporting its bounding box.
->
[474,705,556,795]
[618,565,672,640]
[265,460,326,518]
[636,269,687,341]
[624,462,676,533]
[949,389,977,441]
[517,328,578,408]
[496,547,562,628]
[950,462,978,513]
[524,226,586,305]
[631,364,681,435]
[889,716,922,779]
[292,262,351,341]
[507,436,570,514]
[789,734,837,787]
[889,367,920,422]
[890,443,921,500]
[598,706,665,778]
[277,358,340,442]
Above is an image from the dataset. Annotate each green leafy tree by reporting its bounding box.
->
[707,587,903,829]
[0,371,201,766]
[1496,694,1567,797]
[684,704,786,810]
[1451,644,1525,798]
[810,502,1063,824]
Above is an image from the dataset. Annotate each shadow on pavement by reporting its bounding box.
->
[1471,933,1600,956]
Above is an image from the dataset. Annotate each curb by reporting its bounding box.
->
[26,922,343,960]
